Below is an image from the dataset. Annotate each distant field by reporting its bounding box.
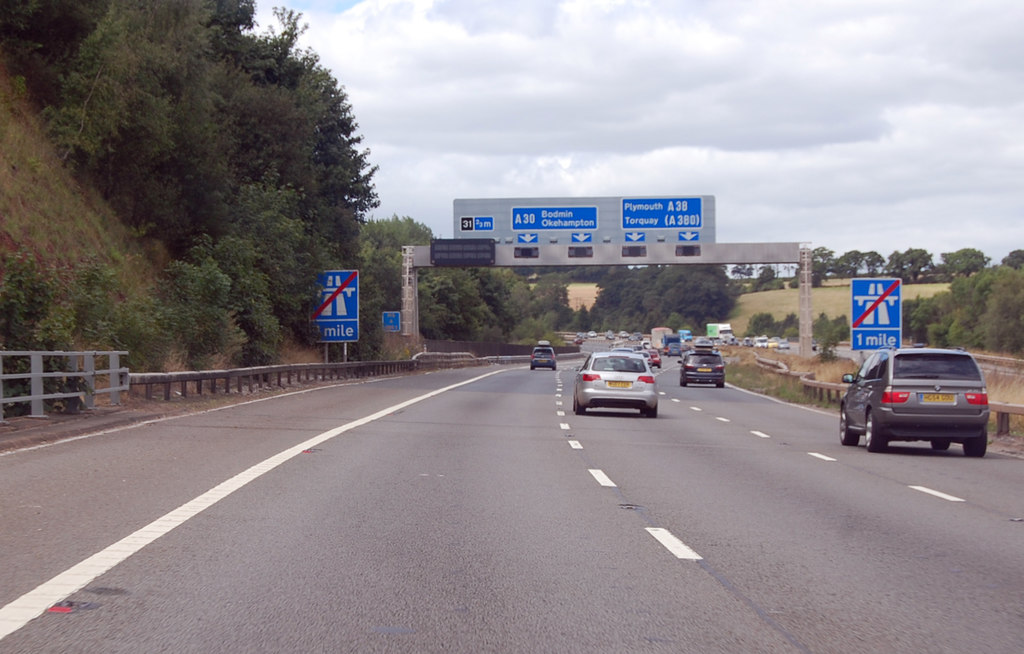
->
[567,283,599,310]
[731,282,949,336]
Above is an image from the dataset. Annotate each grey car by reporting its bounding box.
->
[573,351,658,417]
[839,347,989,456]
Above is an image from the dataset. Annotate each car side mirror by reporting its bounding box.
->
[842,373,855,383]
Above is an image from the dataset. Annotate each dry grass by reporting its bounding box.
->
[730,282,950,336]
[567,283,599,310]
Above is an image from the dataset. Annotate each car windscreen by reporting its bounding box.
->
[892,353,981,381]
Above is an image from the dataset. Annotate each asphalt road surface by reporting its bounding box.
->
[2,364,1023,653]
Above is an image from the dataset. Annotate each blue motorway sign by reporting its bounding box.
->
[382,311,401,333]
[517,233,539,244]
[459,216,494,232]
[511,206,597,231]
[678,231,700,242]
[571,233,592,243]
[625,232,646,242]
[312,270,359,342]
[622,198,702,230]
[851,278,901,350]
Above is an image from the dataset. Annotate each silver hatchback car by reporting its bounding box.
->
[839,347,989,456]
[573,351,658,418]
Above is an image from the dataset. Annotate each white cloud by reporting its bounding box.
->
[258,0,1024,262]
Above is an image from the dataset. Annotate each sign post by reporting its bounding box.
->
[851,278,902,350]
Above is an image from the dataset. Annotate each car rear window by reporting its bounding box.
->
[533,348,554,356]
[892,353,981,381]
[688,354,722,365]
[593,357,647,373]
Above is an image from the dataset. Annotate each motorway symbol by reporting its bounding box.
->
[678,231,700,241]
[851,278,901,350]
[572,233,593,243]
[625,232,646,242]
[313,270,359,342]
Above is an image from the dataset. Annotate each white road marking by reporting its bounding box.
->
[808,452,836,462]
[560,423,571,430]
[556,410,565,417]
[671,398,680,403]
[645,527,703,560]
[555,393,562,398]
[751,430,771,439]
[715,417,730,423]
[568,440,583,449]
[555,401,563,406]
[0,368,511,642]
[588,469,617,487]
[910,485,965,502]
[690,406,703,412]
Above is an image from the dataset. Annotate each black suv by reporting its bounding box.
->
[679,348,725,387]
[839,347,989,457]
[530,345,556,370]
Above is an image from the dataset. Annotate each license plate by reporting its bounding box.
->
[920,393,955,403]
[698,367,712,373]
[607,381,631,388]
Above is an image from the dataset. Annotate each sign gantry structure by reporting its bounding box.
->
[401,195,814,356]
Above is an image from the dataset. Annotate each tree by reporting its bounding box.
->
[940,248,989,278]
[833,250,863,278]
[1001,249,1024,270]
[862,251,885,275]
[811,247,835,287]
[886,248,933,283]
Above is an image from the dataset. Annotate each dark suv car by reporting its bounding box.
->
[839,347,989,457]
[530,345,556,370]
[679,348,725,387]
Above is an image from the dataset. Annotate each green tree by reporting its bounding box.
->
[940,248,989,278]
[1001,249,1024,270]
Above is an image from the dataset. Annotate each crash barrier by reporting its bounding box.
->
[130,352,486,401]
[425,339,581,357]
[0,351,130,421]
[753,354,1024,436]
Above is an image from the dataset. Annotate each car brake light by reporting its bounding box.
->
[881,389,911,404]
[638,375,655,384]
[582,373,601,382]
[965,392,988,406]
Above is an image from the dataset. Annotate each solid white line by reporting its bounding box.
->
[0,368,510,642]
[568,440,583,449]
[808,452,836,462]
[751,430,771,439]
[560,423,571,430]
[909,485,965,502]
[588,469,617,487]
[646,527,703,560]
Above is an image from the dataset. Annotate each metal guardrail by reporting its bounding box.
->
[753,354,1024,436]
[129,352,487,401]
[1,351,130,421]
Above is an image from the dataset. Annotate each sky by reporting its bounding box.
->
[254,0,1024,264]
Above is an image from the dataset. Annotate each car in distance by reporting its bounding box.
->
[646,348,662,368]
[573,351,658,417]
[839,346,989,457]
[530,343,556,370]
[680,347,726,387]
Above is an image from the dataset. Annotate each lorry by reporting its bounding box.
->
[650,327,673,351]
[678,329,693,342]
[664,333,683,357]
[706,323,735,343]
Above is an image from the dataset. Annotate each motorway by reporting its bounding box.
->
[1,363,1023,653]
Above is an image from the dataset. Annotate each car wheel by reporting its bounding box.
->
[716,381,725,388]
[930,438,951,451]
[572,394,585,416]
[963,431,987,458]
[644,405,658,418]
[679,377,687,387]
[839,407,859,446]
[865,411,888,452]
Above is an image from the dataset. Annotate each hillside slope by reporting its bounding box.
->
[0,60,156,281]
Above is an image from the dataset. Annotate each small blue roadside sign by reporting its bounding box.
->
[312,270,359,342]
[382,311,401,333]
[851,278,901,350]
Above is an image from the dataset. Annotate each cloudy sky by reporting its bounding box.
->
[255,0,1023,264]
